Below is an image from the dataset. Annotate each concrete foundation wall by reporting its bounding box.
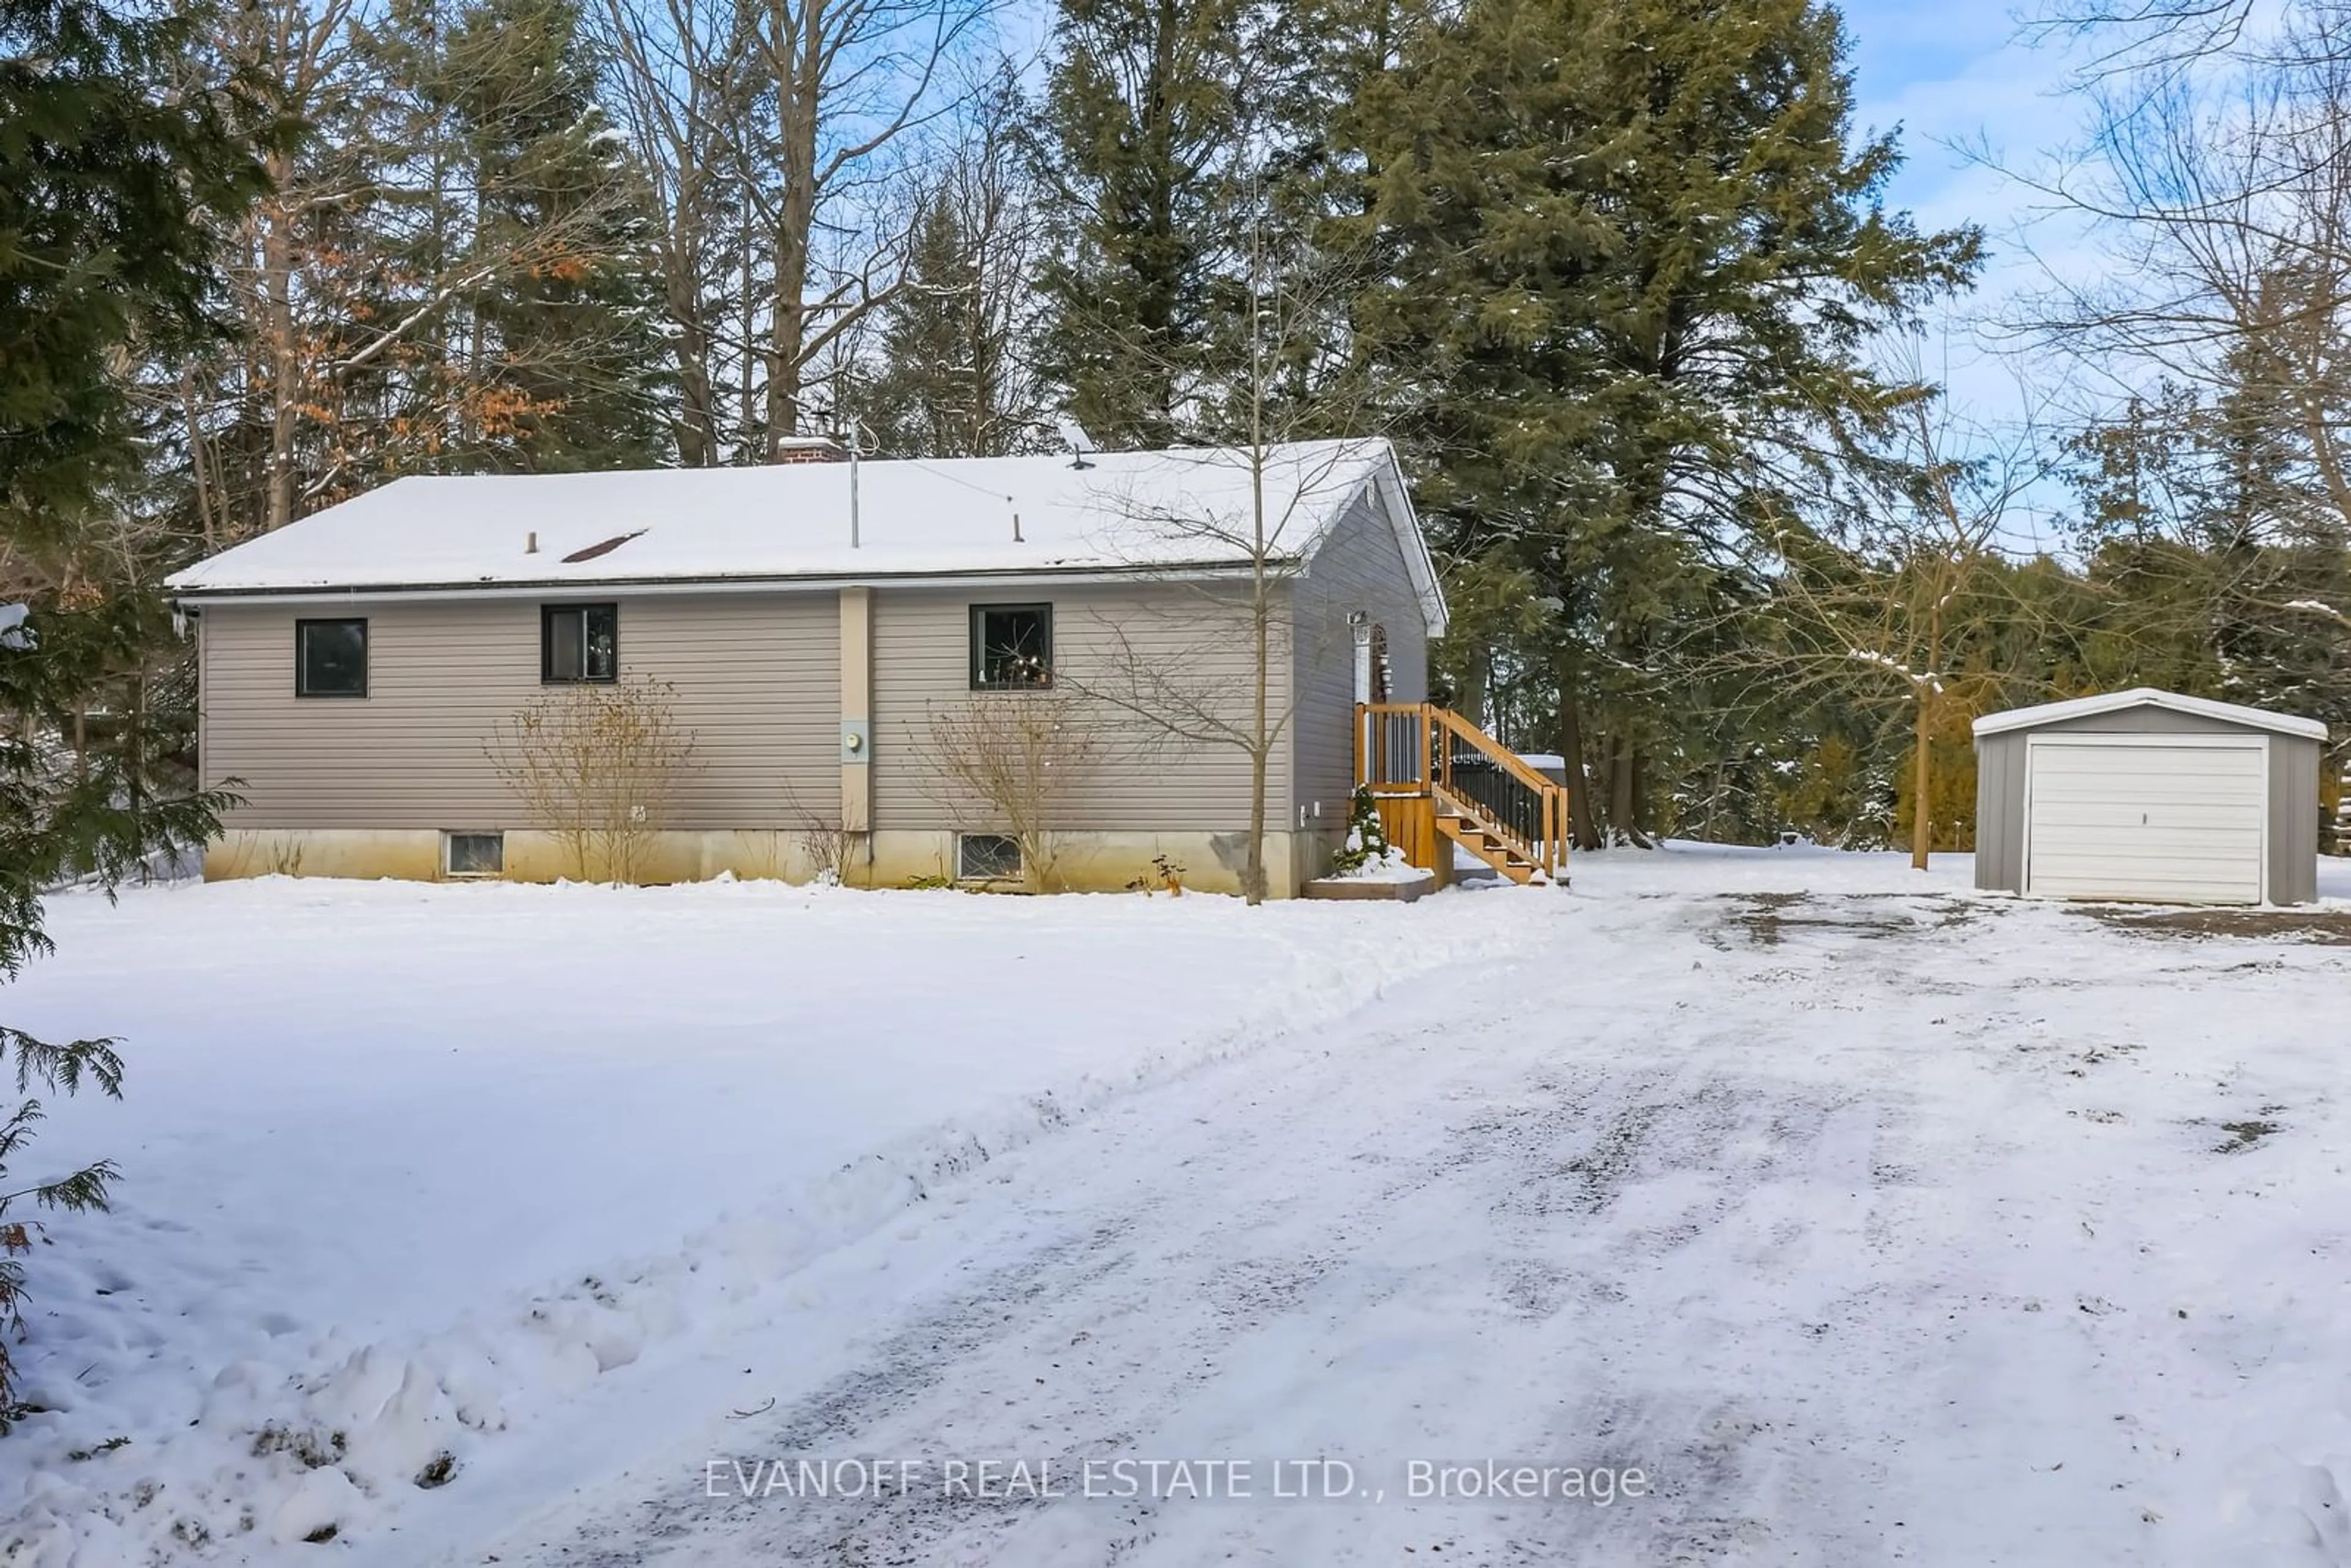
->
[206,827,1321,898]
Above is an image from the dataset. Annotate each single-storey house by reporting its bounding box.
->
[166,439,1452,897]
[1972,688,2327,906]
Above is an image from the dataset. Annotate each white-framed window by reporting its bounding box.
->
[956,833,1021,882]
[443,831,505,877]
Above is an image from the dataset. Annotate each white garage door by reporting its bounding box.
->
[2025,738,2267,904]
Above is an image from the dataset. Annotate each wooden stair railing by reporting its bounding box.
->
[1354,702,1570,885]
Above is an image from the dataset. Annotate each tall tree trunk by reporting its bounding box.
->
[765,3,822,452]
[1910,695,1934,871]
[1608,737,1634,847]
[1629,747,1653,848]
[1911,601,1942,872]
[261,186,298,532]
[181,372,219,548]
[1458,645,1488,735]
[738,228,759,445]
[1554,657,1601,851]
[663,209,719,466]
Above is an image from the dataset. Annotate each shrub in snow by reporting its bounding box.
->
[911,691,1103,893]
[1328,787,1390,876]
[485,677,701,883]
[1125,853,1186,895]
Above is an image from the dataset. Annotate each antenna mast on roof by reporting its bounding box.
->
[841,420,866,549]
[1056,415,1095,471]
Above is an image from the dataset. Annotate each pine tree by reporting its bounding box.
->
[0,0,269,530]
[0,0,258,1416]
[350,0,672,474]
[1031,0,1251,447]
[444,0,672,470]
[1339,0,1979,844]
[2058,271,2351,735]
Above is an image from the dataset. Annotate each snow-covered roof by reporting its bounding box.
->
[1972,687,2327,741]
[167,440,1445,631]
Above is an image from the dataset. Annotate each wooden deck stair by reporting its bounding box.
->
[1436,791,1544,884]
[1355,703,1570,888]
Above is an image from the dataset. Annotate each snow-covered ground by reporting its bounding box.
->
[5,850,2351,1566]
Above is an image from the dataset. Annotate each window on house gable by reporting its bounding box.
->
[542,603,618,683]
[970,604,1051,689]
[296,618,368,697]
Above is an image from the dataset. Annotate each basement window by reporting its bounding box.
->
[295,618,368,697]
[542,603,618,683]
[970,604,1052,689]
[443,831,504,878]
[957,833,1022,883]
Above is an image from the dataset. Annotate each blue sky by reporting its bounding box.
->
[1842,1,2099,547]
[1845,2,2082,270]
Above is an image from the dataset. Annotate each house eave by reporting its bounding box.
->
[167,557,1298,608]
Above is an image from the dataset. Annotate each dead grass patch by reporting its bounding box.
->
[2079,907,2351,945]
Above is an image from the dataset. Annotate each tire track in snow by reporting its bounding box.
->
[500,902,1938,1566]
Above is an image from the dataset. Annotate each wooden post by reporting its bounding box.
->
[1431,703,1448,798]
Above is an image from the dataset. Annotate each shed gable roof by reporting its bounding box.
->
[166,440,1445,632]
[1971,687,2327,741]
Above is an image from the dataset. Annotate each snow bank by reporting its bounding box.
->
[1325,846,1426,883]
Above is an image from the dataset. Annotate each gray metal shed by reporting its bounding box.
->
[1972,689,2325,906]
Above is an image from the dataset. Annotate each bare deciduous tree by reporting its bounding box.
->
[2004,5,2351,730]
[588,0,997,462]
[1731,386,2049,869]
[830,67,1050,456]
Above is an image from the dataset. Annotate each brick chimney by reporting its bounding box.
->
[773,435,848,463]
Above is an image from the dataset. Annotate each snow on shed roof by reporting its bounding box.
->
[1971,687,2327,741]
[167,440,1444,629]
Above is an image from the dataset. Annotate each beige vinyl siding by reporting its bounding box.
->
[201,592,839,830]
[1290,484,1430,823]
[870,583,1288,831]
